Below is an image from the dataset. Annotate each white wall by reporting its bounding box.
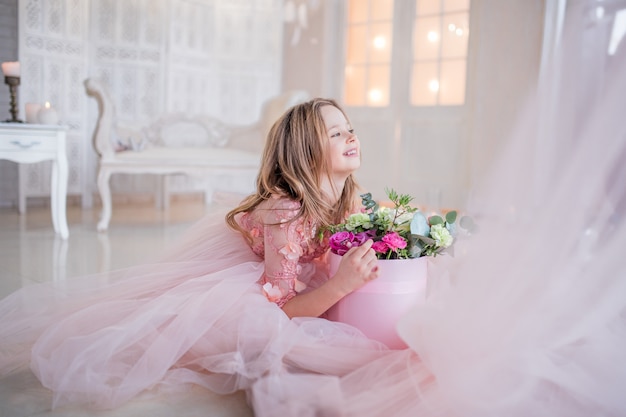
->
[465,0,545,190]
[281,1,545,210]
[2,0,547,212]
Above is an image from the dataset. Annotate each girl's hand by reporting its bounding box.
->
[331,240,379,297]
[281,240,379,319]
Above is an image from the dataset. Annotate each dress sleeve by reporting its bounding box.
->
[259,200,309,307]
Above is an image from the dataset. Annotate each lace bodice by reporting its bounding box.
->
[238,196,329,306]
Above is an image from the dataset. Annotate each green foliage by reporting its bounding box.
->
[429,215,444,226]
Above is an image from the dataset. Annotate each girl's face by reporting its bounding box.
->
[320,105,360,180]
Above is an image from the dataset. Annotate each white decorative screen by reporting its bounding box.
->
[14,0,283,207]
[19,0,89,203]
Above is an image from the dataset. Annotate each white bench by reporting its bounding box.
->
[84,78,308,231]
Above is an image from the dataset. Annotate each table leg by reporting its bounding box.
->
[50,153,69,239]
[18,164,27,214]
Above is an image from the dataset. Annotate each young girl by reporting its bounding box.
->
[0,98,396,412]
[226,98,380,318]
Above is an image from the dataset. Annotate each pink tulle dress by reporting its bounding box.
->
[0,196,413,415]
[1,188,625,417]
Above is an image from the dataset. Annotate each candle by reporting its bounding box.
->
[1,61,20,77]
[37,102,59,125]
[25,103,42,123]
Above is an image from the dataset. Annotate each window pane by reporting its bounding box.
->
[439,59,466,105]
[347,24,368,64]
[344,0,394,107]
[370,23,393,63]
[416,0,441,16]
[441,12,469,58]
[371,0,394,20]
[443,0,470,12]
[345,65,367,106]
[411,61,438,106]
[348,0,369,23]
[367,65,390,106]
[413,16,441,61]
[411,0,470,106]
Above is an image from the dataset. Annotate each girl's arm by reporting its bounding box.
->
[258,198,379,318]
[281,240,378,318]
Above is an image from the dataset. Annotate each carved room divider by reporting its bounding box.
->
[15,0,283,208]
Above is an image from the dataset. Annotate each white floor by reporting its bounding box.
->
[0,194,253,417]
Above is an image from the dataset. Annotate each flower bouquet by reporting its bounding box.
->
[328,189,471,259]
[325,189,473,349]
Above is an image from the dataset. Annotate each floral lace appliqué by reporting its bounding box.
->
[239,197,328,307]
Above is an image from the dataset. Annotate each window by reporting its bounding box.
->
[344,0,394,107]
[411,0,470,106]
[343,0,470,107]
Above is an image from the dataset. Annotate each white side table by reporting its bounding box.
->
[0,123,69,239]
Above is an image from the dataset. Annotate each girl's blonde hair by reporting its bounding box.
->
[226,98,359,241]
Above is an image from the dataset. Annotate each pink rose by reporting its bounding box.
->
[354,230,375,246]
[329,230,375,255]
[381,231,407,251]
[371,241,390,254]
[329,231,355,255]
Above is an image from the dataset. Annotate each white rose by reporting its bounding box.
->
[430,224,453,248]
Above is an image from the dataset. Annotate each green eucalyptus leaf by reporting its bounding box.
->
[360,192,378,211]
[445,211,457,224]
[410,244,423,258]
[406,235,424,258]
[410,212,430,236]
[413,234,436,245]
[460,215,476,232]
[429,215,444,225]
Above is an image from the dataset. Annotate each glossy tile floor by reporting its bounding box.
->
[0,194,253,417]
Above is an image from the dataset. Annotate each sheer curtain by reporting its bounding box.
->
[398,0,626,415]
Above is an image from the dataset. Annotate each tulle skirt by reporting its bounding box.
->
[0,213,414,414]
[4,209,623,417]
